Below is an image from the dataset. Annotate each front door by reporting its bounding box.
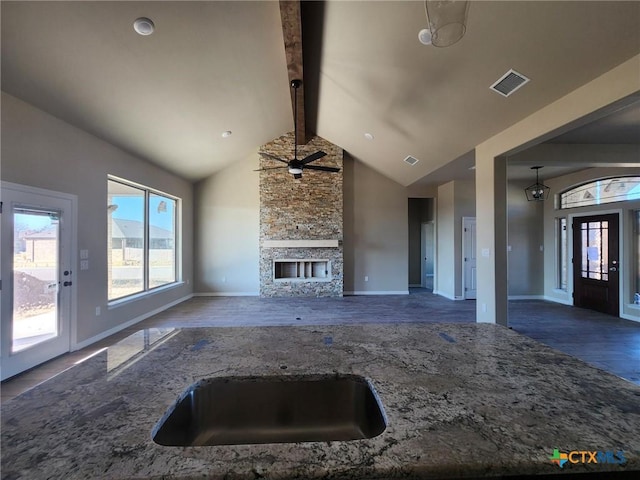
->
[572,214,619,316]
[1,183,75,380]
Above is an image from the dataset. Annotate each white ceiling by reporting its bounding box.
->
[2,1,639,186]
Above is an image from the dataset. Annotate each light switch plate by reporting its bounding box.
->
[80,260,89,270]
[80,249,89,259]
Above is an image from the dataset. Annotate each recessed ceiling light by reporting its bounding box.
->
[364,133,374,140]
[133,17,155,36]
[221,131,232,138]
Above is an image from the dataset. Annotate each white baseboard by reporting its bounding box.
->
[433,291,464,300]
[508,295,546,300]
[72,294,193,351]
[542,295,573,306]
[193,292,260,297]
[620,312,640,322]
[344,291,409,296]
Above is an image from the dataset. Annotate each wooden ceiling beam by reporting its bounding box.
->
[279,0,307,145]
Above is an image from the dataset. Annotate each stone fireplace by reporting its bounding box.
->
[259,132,343,297]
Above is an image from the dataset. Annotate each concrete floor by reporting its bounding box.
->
[2,292,639,403]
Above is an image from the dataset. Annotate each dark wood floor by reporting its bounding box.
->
[2,292,639,402]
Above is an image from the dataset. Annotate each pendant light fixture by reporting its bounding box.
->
[419,1,470,47]
[525,166,550,202]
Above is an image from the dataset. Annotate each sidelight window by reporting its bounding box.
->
[108,177,179,301]
[635,210,640,304]
[557,217,568,290]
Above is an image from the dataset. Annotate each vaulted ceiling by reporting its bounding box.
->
[2,1,639,187]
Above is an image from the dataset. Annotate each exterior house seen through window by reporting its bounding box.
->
[108,177,178,301]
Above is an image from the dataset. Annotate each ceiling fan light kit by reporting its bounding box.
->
[256,79,340,180]
[421,0,470,47]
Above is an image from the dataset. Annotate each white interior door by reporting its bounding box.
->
[422,222,435,289]
[1,182,75,380]
[463,217,477,299]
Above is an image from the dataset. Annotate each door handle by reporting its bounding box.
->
[609,267,617,272]
[63,281,72,287]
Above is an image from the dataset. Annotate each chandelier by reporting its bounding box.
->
[524,166,551,202]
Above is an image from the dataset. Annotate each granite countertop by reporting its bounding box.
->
[2,323,639,479]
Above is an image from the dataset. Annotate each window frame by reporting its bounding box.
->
[107,176,180,303]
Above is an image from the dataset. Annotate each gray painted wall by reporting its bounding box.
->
[436,180,475,299]
[506,179,544,296]
[1,92,194,344]
[436,182,455,298]
[194,152,410,295]
[194,152,260,295]
[343,154,409,293]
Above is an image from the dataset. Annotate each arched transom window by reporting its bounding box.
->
[559,176,640,209]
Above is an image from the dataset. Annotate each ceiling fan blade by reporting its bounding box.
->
[293,173,302,179]
[253,166,289,171]
[304,165,340,173]
[259,152,289,164]
[300,151,327,165]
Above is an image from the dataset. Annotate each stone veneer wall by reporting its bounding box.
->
[259,132,343,297]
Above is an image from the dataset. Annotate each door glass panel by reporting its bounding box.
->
[581,220,609,281]
[12,209,60,352]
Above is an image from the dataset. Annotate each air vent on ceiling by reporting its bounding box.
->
[404,155,420,166]
[490,69,530,97]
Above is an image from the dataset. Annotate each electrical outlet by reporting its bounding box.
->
[96,306,101,316]
[364,276,369,282]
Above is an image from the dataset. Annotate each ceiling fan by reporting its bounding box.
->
[256,79,340,179]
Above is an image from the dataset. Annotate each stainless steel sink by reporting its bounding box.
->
[152,374,387,446]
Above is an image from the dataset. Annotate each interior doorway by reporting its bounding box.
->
[421,222,435,290]
[1,182,76,380]
[572,213,620,316]
[408,198,434,292]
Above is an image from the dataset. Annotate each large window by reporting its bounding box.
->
[559,176,640,209]
[108,178,178,301]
